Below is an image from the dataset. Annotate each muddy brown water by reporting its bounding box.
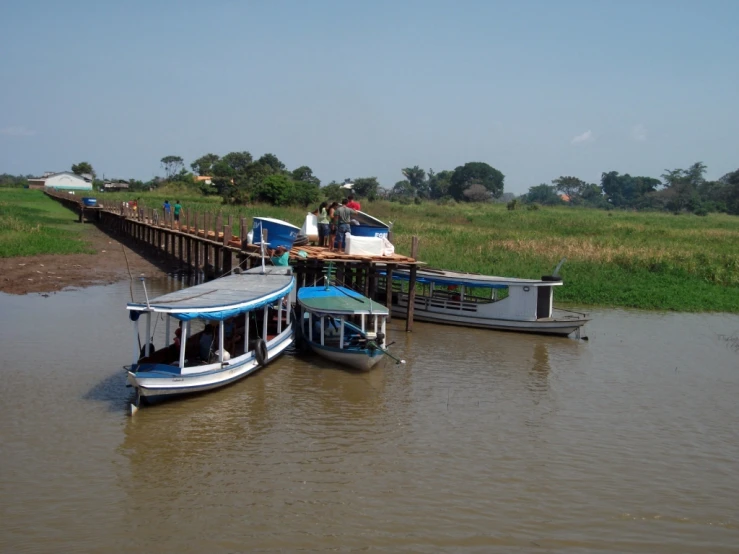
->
[1,277,738,553]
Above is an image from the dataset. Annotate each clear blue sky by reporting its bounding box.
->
[2,0,738,194]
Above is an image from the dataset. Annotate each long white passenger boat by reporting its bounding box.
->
[126,267,295,411]
[385,268,589,337]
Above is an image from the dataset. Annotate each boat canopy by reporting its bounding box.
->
[387,269,562,289]
[352,211,389,229]
[298,286,390,316]
[127,271,294,321]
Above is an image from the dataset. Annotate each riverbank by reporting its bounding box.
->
[0,189,176,294]
[4,189,739,311]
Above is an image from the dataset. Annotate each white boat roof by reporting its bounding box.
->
[253,216,301,230]
[392,268,562,288]
[127,271,294,316]
[353,210,388,228]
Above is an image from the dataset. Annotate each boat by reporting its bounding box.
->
[125,266,295,411]
[252,217,301,249]
[297,285,394,371]
[383,267,589,337]
[350,211,390,239]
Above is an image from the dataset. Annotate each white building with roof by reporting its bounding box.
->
[28,171,93,191]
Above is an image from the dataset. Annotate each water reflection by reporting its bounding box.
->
[4,281,739,553]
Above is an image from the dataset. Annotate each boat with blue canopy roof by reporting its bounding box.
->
[125,266,295,412]
[297,285,398,371]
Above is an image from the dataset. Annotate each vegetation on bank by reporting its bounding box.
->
[0,189,94,257]
[2,188,738,312]
[70,190,739,313]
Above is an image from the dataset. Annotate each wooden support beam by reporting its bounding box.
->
[385,265,394,321]
[223,225,232,274]
[410,236,419,260]
[406,264,417,332]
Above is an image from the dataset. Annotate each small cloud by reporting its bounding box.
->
[631,124,647,142]
[0,126,36,137]
[571,130,594,144]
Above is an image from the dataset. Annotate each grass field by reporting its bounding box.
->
[0,188,94,257]
[5,188,739,312]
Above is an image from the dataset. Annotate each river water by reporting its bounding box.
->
[1,277,738,553]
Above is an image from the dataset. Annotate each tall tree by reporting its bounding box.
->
[71,162,94,177]
[402,166,427,197]
[257,153,286,173]
[190,153,220,176]
[449,162,504,201]
[552,176,591,204]
[427,169,453,199]
[523,184,562,205]
[721,169,739,215]
[221,151,253,174]
[291,166,320,187]
[160,156,184,180]
[601,171,661,208]
[353,177,380,201]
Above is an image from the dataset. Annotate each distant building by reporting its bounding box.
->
[103,179,129,191]
[28,171,93,191]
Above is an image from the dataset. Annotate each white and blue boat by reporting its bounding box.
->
[252,217,301,249]
[297,285,393,371]
[350,211,390,239]
[126,266,295,411]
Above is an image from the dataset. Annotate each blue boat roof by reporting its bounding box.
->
[127,270,294,321]
[298,286,389,316]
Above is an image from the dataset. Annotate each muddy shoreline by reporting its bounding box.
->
[0,225,179,295]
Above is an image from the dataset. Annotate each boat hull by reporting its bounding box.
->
[306,340,384,371]
[390,306,587,336]
[128,328,293,398]
[252,217,300,249]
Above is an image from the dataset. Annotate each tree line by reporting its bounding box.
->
[3,153,738,215]
[520,162,739,215]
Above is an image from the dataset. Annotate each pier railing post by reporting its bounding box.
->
[223,225,232,274]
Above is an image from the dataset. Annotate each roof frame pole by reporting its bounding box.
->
[361,314,365,332]
[244,312,249,354]
[165,315,171,347]
[278,298,283,334]
[320,316,325,346]
[145,312,152,357]
[132,318,140,365]
[374,315,378,335]
[263,307,269,340]
[339,318,345,349]
[309,312,313,342]
[219,321,225,363]
[179,321,188,368]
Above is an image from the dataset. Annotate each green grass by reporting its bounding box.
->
[10,188,739,312]
[0,188,95,257]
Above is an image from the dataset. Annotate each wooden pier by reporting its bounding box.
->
[44,190,424,330]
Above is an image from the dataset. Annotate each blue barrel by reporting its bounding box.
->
[252,217,300,249]
[82,197,97,207]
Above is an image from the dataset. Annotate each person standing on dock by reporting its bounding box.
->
[163,200,171,224]
[335,199,356,253]
[313,202,330,247]
[173,200,182,228]
[346,194,361,211]
[328,201,339,252]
